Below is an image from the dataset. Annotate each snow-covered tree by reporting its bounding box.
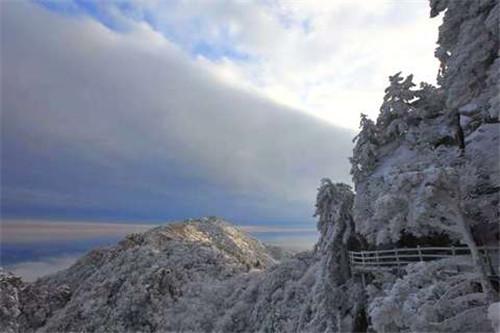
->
[314,179,354,281]
[352,134,497,298]
[489,302,500,333]
[411,164,498,301]
[350,114,379,184]
[413,82,445,119]
[368,257,494,332]
[313,179,365,332]
[364,156,497,299]
[314,179,354,246]
[431,0,499,122]
[376,72,417,142]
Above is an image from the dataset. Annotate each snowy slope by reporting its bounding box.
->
[0,215,365,332]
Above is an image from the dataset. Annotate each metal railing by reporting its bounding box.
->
[349,245,499,274]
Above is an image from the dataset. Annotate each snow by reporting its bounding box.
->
[1,0,498,331]
[489,302,500,333]
[0,215,364,332]
[368,257,492,332]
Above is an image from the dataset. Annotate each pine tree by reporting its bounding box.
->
[431,0,499,121]
[314,179,354,282]
[412,164,498,302]
[376,72,417,142]
[350,114,379,184]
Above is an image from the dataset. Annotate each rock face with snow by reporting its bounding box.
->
[350,1,500,331]
[351,0,499,247]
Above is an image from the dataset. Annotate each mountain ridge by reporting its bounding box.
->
[1,217,294,332]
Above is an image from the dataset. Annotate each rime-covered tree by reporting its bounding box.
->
[314,179,354,283]
[413,82,445,119]
[431,0,499,122]
[350,114,378,184]
[313,179,363,332]
[368,257,494,332]
[376,72,417,142]
[366,157,497,300]
[411,164,498,301]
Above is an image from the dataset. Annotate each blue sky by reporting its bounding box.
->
[1,1,440,228]
[37,0,253,61]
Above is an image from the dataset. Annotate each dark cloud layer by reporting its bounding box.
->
[1,2,354,225]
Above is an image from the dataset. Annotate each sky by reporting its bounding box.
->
[2,219,318,280]
[1,0,441,229]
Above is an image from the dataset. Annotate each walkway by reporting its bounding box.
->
[349,245,499,276]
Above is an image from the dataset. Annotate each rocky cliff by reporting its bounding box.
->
[351,0,499,247]
[348,1,500,331]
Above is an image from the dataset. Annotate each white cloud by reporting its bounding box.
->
[263,236,317,252]
[1,220,157,243]
[1,0,443,222]
[122,0,441,129]
[1,2,354,223]
[6,255,80,282]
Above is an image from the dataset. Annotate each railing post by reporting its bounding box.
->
[376,250,379,268]
[395,248,400,269]
[361,251,365,267]
[417,245,423,262]
[451,246,456,257]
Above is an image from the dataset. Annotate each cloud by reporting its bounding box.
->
[0,219,316,244]
[39,0,441,129]
[239,225,316,233]
[262,236,318,252]
[1,220,317,280]
[1,220,157,244]
[1,2,354,225]
[6,255,80,282]
[188,0,441,129]
[4,231,317,281]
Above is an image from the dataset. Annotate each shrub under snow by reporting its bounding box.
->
[368,257,493,332]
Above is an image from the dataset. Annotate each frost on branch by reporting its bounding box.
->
[352,0,499,247]
[376,72,418,143]
[368,257,493,333]
[349,73,449,186]
[489,302,500,333]
[431,0,499,125]
[350,114,379,184]
[314,179,356,283]
[314,179,355,250]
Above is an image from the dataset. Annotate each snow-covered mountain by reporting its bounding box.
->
[1,0,498,332]
[0,218,281,331]
[0,216,364,332]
